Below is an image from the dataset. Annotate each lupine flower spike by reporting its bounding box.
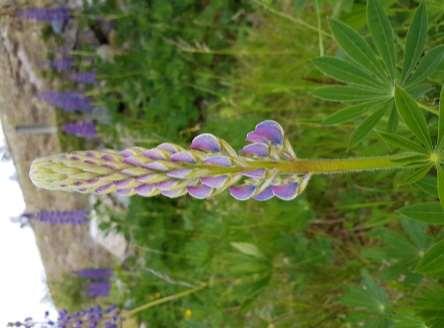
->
[50,56,73,72]
[22,210,89,225]
[17,7,71,23]
[39,91,93,112]
[9,305,121,328]
[86,281,111,298]
[76,268,113,280]
[63,121,97,139]
[30,121,310,201]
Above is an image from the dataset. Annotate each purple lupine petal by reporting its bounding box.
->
[142,149,167,160]
[243,169,265,179]
[101,154,114,162]
[204,155,231,167]
[190,133,220,153]
[201,175,227,188]
[161,189,187,199]
[246,120,284,145]
[123,157,144,166]
[254,186,274,201]
[114,179,131,188]
[167,169,192,179]
[116,188,132,196]
[119,149,133,157]
[135,184,155,196]
[156,180,178,191]
[95,183,114,194]
[157,143,179,154]
[272,182,299,200]
[170,151,195,163]
[187,184,212,199]
[229,185,256,201]
[241,143,269,157]
[144,161,168,171]
[137,174,163,183]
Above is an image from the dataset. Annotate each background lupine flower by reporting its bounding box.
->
[75,268,113,280]
[50,56,73,72]
[86,281,111,298]
[30,120,311,201]
[17,7,71,23]
[22,210,89,225]
[63,121,97,139]
[39,91,93,112]
[9,305,121,328]
[69,72,97,84]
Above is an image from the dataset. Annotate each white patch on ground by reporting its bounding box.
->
[0,125,55,326]
[89,211,128,262]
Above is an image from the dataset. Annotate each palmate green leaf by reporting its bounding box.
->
[387,102,398,131]
[394,86,432,150]
[406,45,444,86]
[401,2,427,82]
[313,85,390,102]
[400,218,430,251]
[414,176,437,197]
[437,166,444,208]
[341,270,389,315]
[350,106,386,146]
[330,19,385,79]
[378,130,426,153]
[324,102,378,125]
[313,56,386,88]
[438,87,444,148]
[393,311,428,328]
[367,0,397,79]
[398,202,444,224]
[416,239,444,276]
[395,165,432,186]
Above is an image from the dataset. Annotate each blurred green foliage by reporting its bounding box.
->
[52,0,444,326]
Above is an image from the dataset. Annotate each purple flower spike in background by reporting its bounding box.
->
[17,7,71,23]
[9,305,121,328]
[76,268,113,280]
[69,72,97,84]
[50,56,73,72]
[39,91,93,112]
[22,210,89,225]
[63,121,97,139]
[86,281,111,298]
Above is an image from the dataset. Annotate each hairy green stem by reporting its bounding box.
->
[124,284,207,318]
[314,0,324,57]
[207,155,404,175]
[265,156,403,174]
[250,0,331,37]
